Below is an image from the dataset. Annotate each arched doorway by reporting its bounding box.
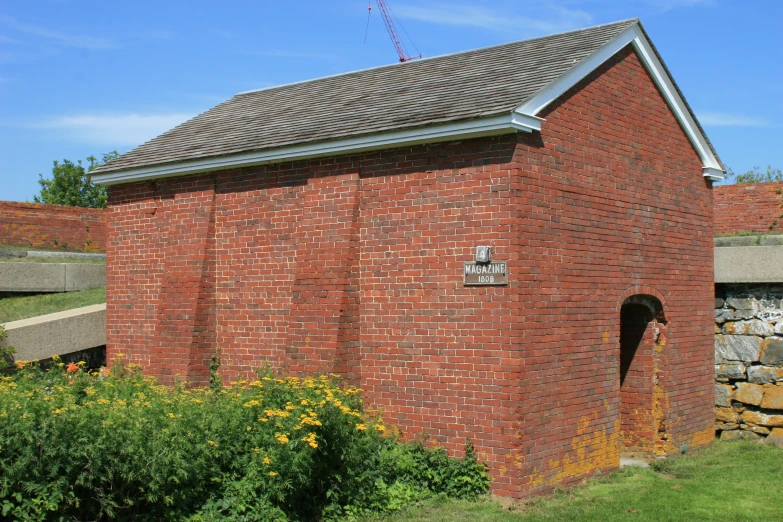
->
[619,294,666,455]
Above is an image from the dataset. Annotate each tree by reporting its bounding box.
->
[34,151,119,209]
[726,165,783,184]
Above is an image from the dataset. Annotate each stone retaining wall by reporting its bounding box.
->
[715,284,783,444]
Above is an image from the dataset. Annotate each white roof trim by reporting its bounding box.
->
[94,21,723,186]
[703,167,724,182]
[92,113,540,186]
[515,24,723,181]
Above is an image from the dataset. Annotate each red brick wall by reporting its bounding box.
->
[714,181,783,235]
[0,201,107,251]
[106,45,715,498]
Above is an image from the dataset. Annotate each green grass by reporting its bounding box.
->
[372,441,783,522]
[0,286,105,323]
[0,244,55,252]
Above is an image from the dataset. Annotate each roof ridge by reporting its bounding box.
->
[234,18,639,97]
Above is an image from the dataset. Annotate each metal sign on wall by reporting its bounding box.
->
[464,261,508,286]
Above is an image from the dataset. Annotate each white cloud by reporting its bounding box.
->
[392,2,592,34]
[0,15,117,50]
[698,111,771,128]
[33,113,195,146]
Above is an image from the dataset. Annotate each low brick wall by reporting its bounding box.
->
[0,201,106,252]
[714,182,783,235]
[715,284,783,444]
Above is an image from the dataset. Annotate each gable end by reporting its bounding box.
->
[515,23,723,181]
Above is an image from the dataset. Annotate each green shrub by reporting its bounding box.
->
[0,357,489,521]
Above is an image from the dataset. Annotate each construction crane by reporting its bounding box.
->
[366,0,421,62]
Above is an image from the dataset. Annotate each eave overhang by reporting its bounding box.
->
[92,22,723,186]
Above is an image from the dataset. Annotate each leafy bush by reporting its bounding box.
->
[0,357,489,520]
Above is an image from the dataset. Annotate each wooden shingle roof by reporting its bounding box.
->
[93,18,723,182]
[95,20,638,173]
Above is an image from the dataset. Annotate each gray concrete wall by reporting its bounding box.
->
[0,262,105,292]
[64,263,106,291]
[715,246,783,284]
[1,304,106,361]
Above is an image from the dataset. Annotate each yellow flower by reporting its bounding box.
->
[167,413,176,418]
[115,353,126,358]
[268,471,278,477]
[246,426,252,432]
[300,416,322,427]
[97,399,110,405]
[53,408,68,415]
[275,433,290,444]
[356,424,366,431]
[243,400,261,408]
[207,440,218,447]
[300,399,309,406]
[253,447,261,454]
[375,424,386,432]
[263,456,271,465]
[301,432,319,449]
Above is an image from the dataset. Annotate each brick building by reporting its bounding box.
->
[92,19,722,497]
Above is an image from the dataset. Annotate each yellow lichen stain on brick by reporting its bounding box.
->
[652,335,677,456]
[499,465,508,477]
[529,413,619,487]
[527,469,545,489]
[602,331,610,344]
[689,425,715,448]
[514,453,524,469]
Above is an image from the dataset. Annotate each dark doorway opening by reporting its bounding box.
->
[619,295,665,454]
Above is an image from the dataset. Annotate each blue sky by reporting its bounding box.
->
[1,0,781,202]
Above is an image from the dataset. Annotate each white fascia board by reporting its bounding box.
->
[92,113,539,186]
[703,167,724,182]
[514,24,724,181]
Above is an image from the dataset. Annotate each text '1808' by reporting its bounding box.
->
[463,261,508,286]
